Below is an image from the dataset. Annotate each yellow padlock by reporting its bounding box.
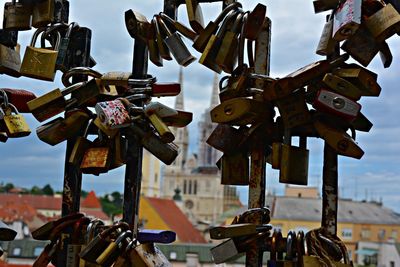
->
[0,103,30,138]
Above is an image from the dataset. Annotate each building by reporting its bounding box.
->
[141,149,162,197]
[162,70,241,224]
[221,186,400,265]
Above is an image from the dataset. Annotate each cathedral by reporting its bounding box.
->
[160,68,241,224]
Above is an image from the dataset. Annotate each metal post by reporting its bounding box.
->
[321,143,338,236]
[246,18,271,267]
[122,39,148,237]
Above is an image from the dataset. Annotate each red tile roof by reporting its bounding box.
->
[81,191,101,209]
[145,197,206,243]
[0,202,38,222]
[0,194,61,211]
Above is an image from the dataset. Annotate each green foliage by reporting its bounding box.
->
[42,184,54,196]
[100,191,123,217]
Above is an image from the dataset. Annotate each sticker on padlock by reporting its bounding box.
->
[20,28,60,81]
[3,0,32,31]
[80,135,113,175]
[332,0,361,41]
[95,99,131,130]
[313,89,361,121]
[0,103,30,138]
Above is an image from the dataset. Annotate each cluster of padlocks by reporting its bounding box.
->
[0,0,399,266]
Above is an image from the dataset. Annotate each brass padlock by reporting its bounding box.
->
[185,0,204,33]
[125,9,151,43]
[70,77,118,107]
[69,120,93,165]
[332,64,381,96]
[154,15,172,61]
[110,133,128,170]
[275,89,310,129]
[313,0,340,13]
[316,12,336,56]
[332,0,361,41]
[278,133,309,186]
[322,73,363,100]
[144,102,175,143]
[243,3,266,40]
[219,152,249,185]
[157,17,196,66]
[94,117,119,138]
[192,2,242,52]
[314,119,364,159]
[3,0,32,31]
[0,43,21,78]
[36,110,90,146]
[20,27,60,81]
[351,111,373,132]
[341,26,380,67]
[365,3,400,42]
[199,10,239,73]
[206,124,245,154]
[96,230,132,266]
[80,134,113,175]
[0,103,30,138]
[32,0,55,28]
[128,243,172,267]
[148,18,163,67]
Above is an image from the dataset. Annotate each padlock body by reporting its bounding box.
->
[4,2,32,31]
[279,144,309,186]
[221,152,249,185]
[0,43,21,77]
[32,0,54,28]
[1,112,31,137]
[20,46,58,81]
[165,32,196,67]
[365,4,400,42]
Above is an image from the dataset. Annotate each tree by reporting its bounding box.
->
[4,183,14,193]
[42,184,54,196]
[30,186,42,195]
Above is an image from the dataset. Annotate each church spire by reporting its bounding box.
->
[175,67,184,110]
[210,73,219,109]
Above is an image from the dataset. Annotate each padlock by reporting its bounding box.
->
[159,13,197,41]
[32,213,84,240]
[96,230,132,267]
[0,103,30,138]
[3,0,32,31]
[199,10,239,73]
[210,223,271,240]
[351,111,373,132]
[94,117,119,138]
[378,40,393,68]
[192,2,242,52]
[365,3,400,42]
[110,133,128,170]
[67,217,91,267]
[154,15,172,61]
[28,82,86,122]
[20,27,60,81]
[263,54,349,101]
[215,12,244,74]
[219,152,249,185]
[243,3,266,40]
[95,99,131,130]
[341,25,380,67]
[206,124,245,154]
[80,223,129,264]
[211,238,239,264]
[0,29,18,48]
[80,133,113,175]
[137,230,176,244]
[0,42,22,78]
[36,109,90,146]
[1,88,36,113]
[278,131,309,186]
[143,101,176,143]
[185,0,204,33]
[148,18,163,67]
[125,123,178,165]
[332,0,361,41]
[211,97,272,126]
[233,207,271,225]
[268,231,284,267]
[79,219,104,266]
[322,73,363,100]
[314,119,364,159]
[32,239,59,267]
[285,231,297,266]
[333,64,381,96]
[0,220,17,241]
[276,89,310,129]
[157,17,196,66]
[161,110,192,127]
[219,66,254,101]
[32,0,55,28]
[53,22,77,72]
[125,9,151,43]
[69,120,93,165]
[316,12,336,56]
[313,89,361,121]
[313,0,340,13]
[66,27,94,69]
[128,243,172,267]
[53,0,69,24]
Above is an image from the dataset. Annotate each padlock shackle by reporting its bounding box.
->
[214,2,242,25]
[157,16,173,37]
[159,12,197,40]
[62,67,102,87]
[0,90,9,108]
[238,12,248,68]
[216,9,240,38]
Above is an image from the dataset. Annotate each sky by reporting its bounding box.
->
[0,0,399,212]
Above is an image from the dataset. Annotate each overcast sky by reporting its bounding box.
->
[0,0,399,212]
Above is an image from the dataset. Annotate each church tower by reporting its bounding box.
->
[197,73,222,167]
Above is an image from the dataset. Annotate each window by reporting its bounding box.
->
[392,230,398,239]
[154,174,158,183]
[169,252,177,260]
[361,229,371,240]
[390,261,395,267]
[12,247,21,256]
[183,180,187,194]
[194,180,197,195]
[342,228,353,240]
[188,180,192,195]
[34,247,43,257]
[378,229,386,240]
[205,180,211,192]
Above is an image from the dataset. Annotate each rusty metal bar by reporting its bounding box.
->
[321,143,338,236]
[246,17,271,267]
[122,39,148,238]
